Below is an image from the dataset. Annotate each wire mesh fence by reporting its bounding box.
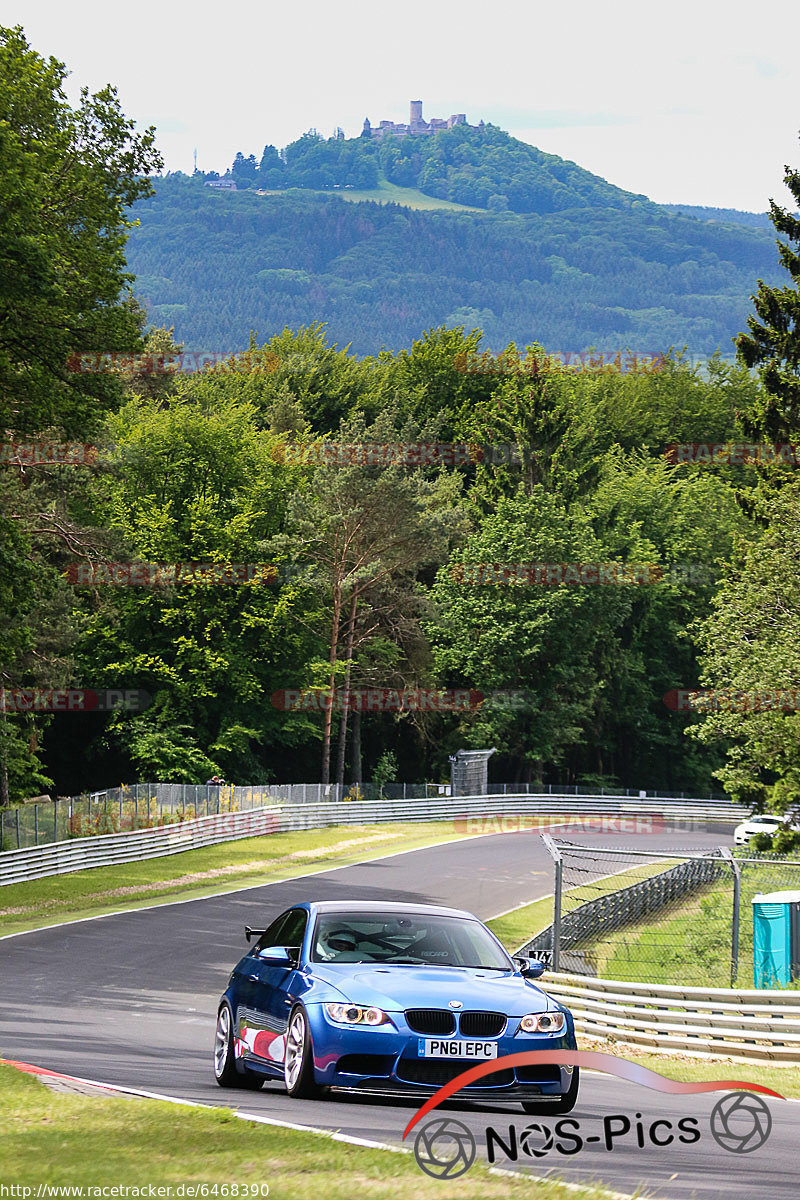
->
[2,784,211,849]
[0,783,345,849]
[522,837,800,989]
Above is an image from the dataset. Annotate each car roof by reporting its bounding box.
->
[304,900,476,919]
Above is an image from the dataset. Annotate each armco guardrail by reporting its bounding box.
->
[541,972,800,1062]
[0,792,746,887]
[0,780,730,850]
[521,855,725,959]
[0,807,283,887]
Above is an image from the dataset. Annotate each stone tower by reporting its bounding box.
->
[410,100,423,126]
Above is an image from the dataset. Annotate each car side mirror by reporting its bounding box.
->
[257,945,292,966]
[518,957,546,978]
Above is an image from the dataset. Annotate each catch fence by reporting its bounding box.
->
[523,836,800,989]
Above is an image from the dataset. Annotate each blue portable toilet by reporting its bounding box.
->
[752,891,800,987]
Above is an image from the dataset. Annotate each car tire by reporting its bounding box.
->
[521,1067,579,1115]
[214,1003,264,1090]
[284,1005,322,1099]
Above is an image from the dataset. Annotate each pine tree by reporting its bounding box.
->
[737,144,800,439]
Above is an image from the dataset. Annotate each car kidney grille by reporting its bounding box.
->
[459,1011,506,1037]
[397,1060,515,1088]
[405,1008,456,1035]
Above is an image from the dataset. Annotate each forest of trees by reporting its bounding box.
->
[126,178,783,357]
[1,313,767,799]
[4,25,800,843]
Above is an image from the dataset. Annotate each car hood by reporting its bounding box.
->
[308,963,557,1016]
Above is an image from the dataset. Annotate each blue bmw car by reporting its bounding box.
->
[214,900,578,1113]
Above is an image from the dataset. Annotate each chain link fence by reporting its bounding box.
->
[522,836,800,989]
[0,782,378,848]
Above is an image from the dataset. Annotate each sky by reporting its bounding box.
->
[6,0,800,212]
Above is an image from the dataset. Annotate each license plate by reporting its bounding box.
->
[419,1038,498,1059]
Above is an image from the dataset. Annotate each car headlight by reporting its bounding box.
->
[519,1011,566,1034]
[324,1003,390,1026]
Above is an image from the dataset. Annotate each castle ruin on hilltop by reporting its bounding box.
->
[362,100,483,139]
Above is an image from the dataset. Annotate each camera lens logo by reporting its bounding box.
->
[520,1122,554,1158]
[710,1092,772,1153]
[413,1117,476,1179]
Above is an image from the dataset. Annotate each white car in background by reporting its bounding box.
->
[734,814,799,845]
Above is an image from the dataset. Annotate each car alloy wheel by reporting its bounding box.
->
[214,1003,262,1089]
[284,1006,321,1098]
[214,1005,233,1080]
[284,1009,306,1090]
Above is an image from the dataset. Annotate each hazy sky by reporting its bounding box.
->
[7,0,800,211]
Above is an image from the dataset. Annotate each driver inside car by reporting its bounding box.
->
[315,918,454,963]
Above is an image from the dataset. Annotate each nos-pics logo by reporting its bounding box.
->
[404,1051,781,1180]
[413,1094,772,1179]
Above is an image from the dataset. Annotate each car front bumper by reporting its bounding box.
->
[306,1006,577,1099]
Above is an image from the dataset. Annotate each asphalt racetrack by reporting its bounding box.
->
[1,821,795,1198]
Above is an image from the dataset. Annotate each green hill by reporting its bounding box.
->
[222,123,653,216]
[126,174,782,357]
[126,125,785,356]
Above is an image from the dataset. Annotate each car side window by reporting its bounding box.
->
[279,909,308,964]
[254,912,291,955]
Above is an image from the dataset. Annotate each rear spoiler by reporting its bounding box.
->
[245,926,266,943]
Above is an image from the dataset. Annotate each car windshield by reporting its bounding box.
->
[311,911,512,970]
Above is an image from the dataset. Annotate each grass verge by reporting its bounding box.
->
[0,1065,623,1199]
[589,883,729,985]
[0,822,467,938]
